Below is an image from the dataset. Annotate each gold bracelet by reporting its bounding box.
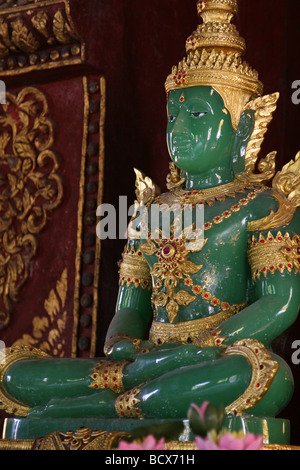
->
[115,386,143,419]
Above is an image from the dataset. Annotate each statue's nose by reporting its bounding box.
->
[172,109,190,135]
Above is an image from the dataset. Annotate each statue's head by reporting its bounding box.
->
[165,0,263,180]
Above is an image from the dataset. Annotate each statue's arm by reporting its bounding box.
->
[213,224,300,348]
[104,240,154,361]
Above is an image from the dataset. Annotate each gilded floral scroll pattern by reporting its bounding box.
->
[12,268,68,357]
[0,5,81,58]
[0,87,63,328]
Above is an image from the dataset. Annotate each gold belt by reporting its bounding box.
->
[149,308,244,346]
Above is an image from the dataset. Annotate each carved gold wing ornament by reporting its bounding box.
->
[235,91,300,231]
[134,168,161,207]
[126,168,161,240]
[0,87,63,329]
[236,93,280,187]
[248,152,300,231]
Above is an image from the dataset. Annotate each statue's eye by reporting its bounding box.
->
[168,115,177,123]
[190,112,207,118]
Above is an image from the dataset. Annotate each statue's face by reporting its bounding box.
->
[167,86,236,175]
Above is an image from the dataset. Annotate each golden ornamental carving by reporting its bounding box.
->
[0,7,81,59]
[236,93,280,185]
[0,87,63,328]
[141,237,245,324]
[141,237,202,323]
[166,162,186,190]
[248,152,300,231]
[162,181,266,214]
[12,269,68,356]
[0,1,85,76]
[224,339,279,416]
[134,168,161,206]
[31,427,130,450]
[52,9,79,45]
[150,314,231,346]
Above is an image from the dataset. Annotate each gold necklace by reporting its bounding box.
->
[156,180,259,207]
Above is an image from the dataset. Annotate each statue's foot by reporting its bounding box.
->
[27,389,118,419]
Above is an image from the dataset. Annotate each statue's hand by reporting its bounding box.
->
[105,337,155,362]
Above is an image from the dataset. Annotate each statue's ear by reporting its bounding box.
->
[232,109,255,175]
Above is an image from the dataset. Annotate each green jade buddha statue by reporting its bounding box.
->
[1,0,300,444]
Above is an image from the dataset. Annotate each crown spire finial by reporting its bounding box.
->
[165,0,263,130]
[190,0,245,56]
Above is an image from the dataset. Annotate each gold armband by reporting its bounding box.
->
[118,243,151,290]
[89,361,129,394]
[248,231,300,279]
[224,339,279,416]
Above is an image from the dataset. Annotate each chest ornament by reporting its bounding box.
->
[141,237,245,324]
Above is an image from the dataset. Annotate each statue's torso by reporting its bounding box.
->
[140,183,277,325]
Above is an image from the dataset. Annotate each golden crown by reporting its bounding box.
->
[165,0,264,129]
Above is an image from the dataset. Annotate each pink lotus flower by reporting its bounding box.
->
[118,435,165,451]
[189,402,210,421]
[195,432,263,451]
